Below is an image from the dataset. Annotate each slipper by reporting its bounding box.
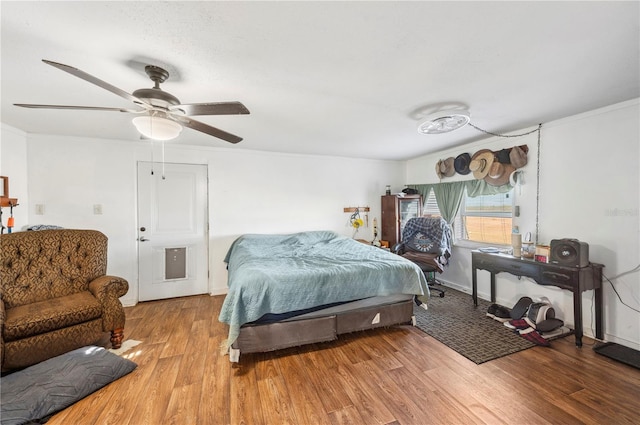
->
[486,303,498,318]
[504,318,529,330]
[519,327,550,346]
[492,305,512,322]
[487,304,511,322]
[510,296,533,319]
[535,318,564,333]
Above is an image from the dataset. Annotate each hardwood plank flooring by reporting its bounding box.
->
[46,294,640,425]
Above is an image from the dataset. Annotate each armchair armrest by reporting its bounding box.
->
[88,275,129,332]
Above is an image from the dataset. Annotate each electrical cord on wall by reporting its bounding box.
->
[587,265,640,346]
[603,270,640,314]
[607,263,640,282]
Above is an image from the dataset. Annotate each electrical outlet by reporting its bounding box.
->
[35,204,45,215]
[93,204,103,215]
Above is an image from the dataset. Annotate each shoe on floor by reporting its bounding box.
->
[492,305,512,322]
[510,296,533,319]
[486,304,512,322]
[534,318,564,333]
[504,318,530,330]
[519,327,550,346]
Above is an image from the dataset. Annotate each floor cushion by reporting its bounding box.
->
[0,346,137,425]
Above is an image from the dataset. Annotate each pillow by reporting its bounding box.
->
[1,346,137,425]
[26,224,64,231]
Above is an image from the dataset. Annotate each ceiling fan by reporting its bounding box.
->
[14,59,250,143]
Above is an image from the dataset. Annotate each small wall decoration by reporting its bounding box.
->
[0,176,19,207]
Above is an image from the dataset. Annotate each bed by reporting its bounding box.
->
[218,230,429,362]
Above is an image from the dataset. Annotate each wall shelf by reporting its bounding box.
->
[0,176,18,208]
[0,198,18,208]
[343,207,370,213]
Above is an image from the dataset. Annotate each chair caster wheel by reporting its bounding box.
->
[439,292,445,298]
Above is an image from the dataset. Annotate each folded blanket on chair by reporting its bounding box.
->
[401,217,453,258]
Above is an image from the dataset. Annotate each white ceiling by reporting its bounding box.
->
[2,1,639,161]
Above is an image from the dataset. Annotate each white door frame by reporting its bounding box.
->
[136,161,209,301]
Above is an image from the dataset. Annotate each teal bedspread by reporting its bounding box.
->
[219,231,429,347]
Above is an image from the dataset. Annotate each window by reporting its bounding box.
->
[423,189,441,216]
[455,188,514,244]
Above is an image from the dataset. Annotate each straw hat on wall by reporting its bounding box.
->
[435,157,456,179]
[469,149,495,179]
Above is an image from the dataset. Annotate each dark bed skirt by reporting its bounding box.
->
[231,296,415,358]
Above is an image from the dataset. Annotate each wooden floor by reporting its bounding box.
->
[49,294,640,425]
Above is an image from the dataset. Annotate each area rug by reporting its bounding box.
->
[413,287,536,364]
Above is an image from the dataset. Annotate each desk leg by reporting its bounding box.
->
[472,266,478,306]
[573,289,583,347]
[490,272,496,303]
[593,266,604,341]
[595,286,603,341]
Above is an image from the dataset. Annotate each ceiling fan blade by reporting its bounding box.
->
[172,101,250,116]
[14,104,141,113]
[42,60,153,109]
[173,115,243,144]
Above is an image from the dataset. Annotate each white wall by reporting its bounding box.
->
[407,99,640,350]
[18,135,406,305]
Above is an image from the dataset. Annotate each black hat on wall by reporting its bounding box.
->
[454,153,472,175]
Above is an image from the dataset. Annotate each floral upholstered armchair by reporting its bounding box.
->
[0,229,129,371]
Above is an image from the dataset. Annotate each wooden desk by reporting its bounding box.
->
[471,251,604,347]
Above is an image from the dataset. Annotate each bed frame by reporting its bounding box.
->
[229,294,416,362]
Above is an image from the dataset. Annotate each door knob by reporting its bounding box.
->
[139,237,150,242]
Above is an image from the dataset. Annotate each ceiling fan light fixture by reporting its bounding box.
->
[417,109,471,135]
[132,115,183,141]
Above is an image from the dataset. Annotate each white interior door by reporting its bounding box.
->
[137,162,209,301]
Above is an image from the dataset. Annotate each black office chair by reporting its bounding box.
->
[392,216,452,298]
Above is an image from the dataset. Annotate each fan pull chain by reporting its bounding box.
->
[150,138,155,175]
[535,124,542,243]
[161,140,166,180]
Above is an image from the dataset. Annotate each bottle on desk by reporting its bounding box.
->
[522,231,535,259]
[522,241,535,258]
[511,227,522,257]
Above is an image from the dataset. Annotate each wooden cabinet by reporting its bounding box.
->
[381,194,423,248]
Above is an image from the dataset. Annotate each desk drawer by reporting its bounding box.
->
[497,261,539,277]
[475,255,539,277]
[475,257,540,279]
[540,269,578,290]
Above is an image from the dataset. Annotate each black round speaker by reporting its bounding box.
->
[550,239,589,267]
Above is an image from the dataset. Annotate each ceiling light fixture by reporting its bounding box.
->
[132,113,183,141]
[417,109,471,135]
